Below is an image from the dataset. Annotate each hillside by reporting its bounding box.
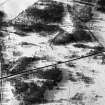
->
[1,0,105,105]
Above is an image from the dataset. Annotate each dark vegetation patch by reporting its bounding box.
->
[87,46,104,56]
[0,11,5,20]
[70,93,85,105]
[68,71,94,84]
[66,62,76,68]
[71,93,84,101]
[97,0,105,13]
[0,11,5,29]
[10,0,65,35]
[76,72,94,84]
[9,57,41,74]
[73,29,93,42]
[93,46,104,52]
[2,63,10,75]
[77,6,93,22]
[13,51,22,57]
[11,67,62,104]
[14,23,59,33]
[73,44,93,49]
[0,31,4,37]
[36,67,62,86]
[13,80,46,104]
[101,54,105,64]
[72,2,93,23]
[51,32,76,45]
[81,0,96,2]
[51,29,93,45]
[26,1,64,24]
[71,92,101,104]
[68,71,78,82]
[0,11,7,38]
[73,44,104,50]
